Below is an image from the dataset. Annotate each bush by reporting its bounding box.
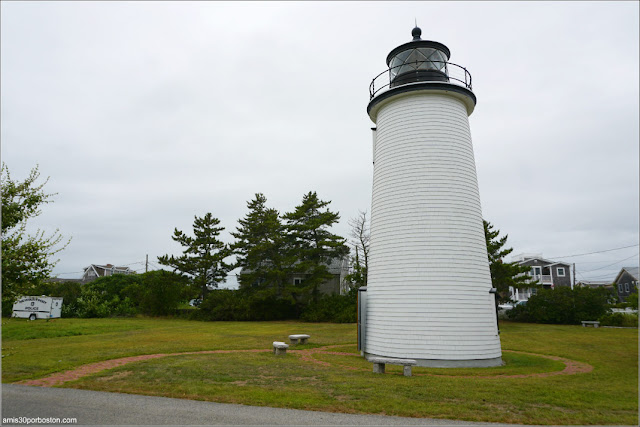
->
[137,271,193,316]
[507,286,611,325]
[300,290,357,323]
[598,312,638,327]
[66,272,194,318]
[198,289,251,321]
[2,297,14,317]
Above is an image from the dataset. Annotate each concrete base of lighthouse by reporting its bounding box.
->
[365,353,503,368]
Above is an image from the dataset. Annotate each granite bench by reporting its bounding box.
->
[581,321,600,328]
[288,334,310,345]
[368,357,417,377]
[272,341,289,355]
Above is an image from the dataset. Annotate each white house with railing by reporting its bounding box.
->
[508,253,573,302]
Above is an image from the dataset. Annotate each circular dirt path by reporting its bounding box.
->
[16,346,592,387]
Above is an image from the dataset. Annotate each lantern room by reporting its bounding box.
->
[386,27,451,87]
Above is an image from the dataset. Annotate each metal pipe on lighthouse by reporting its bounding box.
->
[363,27,502,368]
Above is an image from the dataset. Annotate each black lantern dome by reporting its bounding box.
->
[386,27,451,88]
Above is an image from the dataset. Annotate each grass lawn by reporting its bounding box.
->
[2,317,637,425]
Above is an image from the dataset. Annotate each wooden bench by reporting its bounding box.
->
[368,357,417,377]
[581,321,600,328]
[272,341,289,355]
[288,334,310,345]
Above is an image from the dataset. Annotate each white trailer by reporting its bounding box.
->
[12,296,63,320]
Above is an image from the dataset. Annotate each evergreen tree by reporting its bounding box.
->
[158,213,232,299]
[484,219,532,302]
[283,192,349,302]
[231,193,292,296]
[1,164,69,305]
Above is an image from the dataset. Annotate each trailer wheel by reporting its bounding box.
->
[29,314,36,321]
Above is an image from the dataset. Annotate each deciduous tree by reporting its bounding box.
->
[344,210,370,290]
[1,164,69,305]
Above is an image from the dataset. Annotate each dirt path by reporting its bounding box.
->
[16,346,592,387]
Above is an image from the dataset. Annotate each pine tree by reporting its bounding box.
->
[158,213,232,299]
[484,219,532,301]
[231,193,292,296]
[283,192,349,301]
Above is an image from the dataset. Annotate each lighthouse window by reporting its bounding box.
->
[389,48,448,79]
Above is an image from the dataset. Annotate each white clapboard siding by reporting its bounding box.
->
[366,91,502,366]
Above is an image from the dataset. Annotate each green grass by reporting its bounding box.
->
[2,318,637,425]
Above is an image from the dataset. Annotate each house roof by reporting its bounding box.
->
[576,280,611,287]
[84,264,131,272]
[614,266,639,283]
[513,255,571,268]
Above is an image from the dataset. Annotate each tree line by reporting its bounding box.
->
[155,191,353,320]
[3,163,633,326]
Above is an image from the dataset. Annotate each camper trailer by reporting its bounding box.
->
[12,296,63,320]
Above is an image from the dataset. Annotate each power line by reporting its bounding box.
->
[578,253,639,274]
[549,244,639,259]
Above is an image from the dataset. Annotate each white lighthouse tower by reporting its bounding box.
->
[362,27,502,367]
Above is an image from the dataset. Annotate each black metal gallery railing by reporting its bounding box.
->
[369,61,473,100]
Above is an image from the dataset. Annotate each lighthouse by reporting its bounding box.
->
[361,27,502,367]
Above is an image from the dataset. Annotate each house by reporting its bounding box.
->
[613,266,638,302]
[82,264,135,283]
[239,256,350,296]
[508,253,572,302]
[292,257,350,295]
[576,280,612,289]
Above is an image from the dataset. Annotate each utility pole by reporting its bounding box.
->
[146,254,148,273]
[572,263,576,290]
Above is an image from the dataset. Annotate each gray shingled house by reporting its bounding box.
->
[509,254,573,302]
[82,264,135,283]
[613,266,638,302]
[239,256,350,295]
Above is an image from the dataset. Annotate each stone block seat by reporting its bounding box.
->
[288,334,310,345]
[272,341,289,355]
[581,321,600,328]
[368,357,417,377]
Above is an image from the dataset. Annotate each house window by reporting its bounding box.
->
[557,267,565,277]
[625,283,629,292]
[532,266,541,276]
[293,278,303,286]
[618,284,623,293]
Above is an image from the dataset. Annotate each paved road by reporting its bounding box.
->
[2,384,498,426]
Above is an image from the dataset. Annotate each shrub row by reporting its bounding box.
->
[3,274,358,323]
[191,288,357,323]
[507,286,617,325]
[2,271,195,318]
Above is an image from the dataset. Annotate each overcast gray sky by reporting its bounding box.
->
[2,1,638,287]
